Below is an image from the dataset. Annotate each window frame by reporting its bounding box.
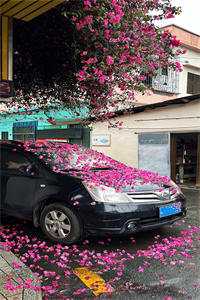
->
[0,147,36,176]
[187,72,200,94]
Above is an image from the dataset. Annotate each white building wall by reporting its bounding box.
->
[91,99,200,168]
[135,47,200,105]
[0,121,13,139]
[181,48,200,69]
[178,48,200,95]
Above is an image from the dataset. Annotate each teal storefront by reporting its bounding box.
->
[0,108,90,147]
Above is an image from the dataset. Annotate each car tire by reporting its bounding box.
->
[40,203,82,244]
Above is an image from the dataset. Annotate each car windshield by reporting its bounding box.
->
[23,141,115,172]
[23,140,171,191]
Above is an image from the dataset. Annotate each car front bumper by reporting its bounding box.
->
[82,195,186,236]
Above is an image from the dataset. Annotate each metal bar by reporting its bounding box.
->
[129,195,158,199]
[8,17,12,81]
[4,0,38,17]
[0,0,9,7]
[2,16,9,80]
[14,0,52,19]
[0,16,2,81]
[22,0,64,21]
[0,0,22,14]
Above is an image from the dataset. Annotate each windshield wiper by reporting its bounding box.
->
[62,168,81,172]
[89,167,113,171]
[62,166,114,172]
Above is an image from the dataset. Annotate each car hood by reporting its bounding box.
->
[24,141,173,193]
[61,168,171,193]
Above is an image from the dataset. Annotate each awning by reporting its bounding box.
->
[0,0,65,22]
[0,0,66,98]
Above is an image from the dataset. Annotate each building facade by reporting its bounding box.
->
[0,108,90,147]
[135,25,200,105]
[91,94,200,187]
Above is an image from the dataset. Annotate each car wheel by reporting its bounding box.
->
[40,203,82,244]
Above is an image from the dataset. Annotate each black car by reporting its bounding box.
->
[0,140,186,244]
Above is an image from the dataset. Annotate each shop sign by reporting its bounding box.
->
[92,134,111,146]
[39,125,68,130]
[13,121,38,129]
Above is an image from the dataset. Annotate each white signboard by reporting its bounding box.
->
[92,134,111,146]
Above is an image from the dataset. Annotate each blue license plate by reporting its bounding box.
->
[159,202,182,218]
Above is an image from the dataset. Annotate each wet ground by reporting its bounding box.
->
[0,189,200,300]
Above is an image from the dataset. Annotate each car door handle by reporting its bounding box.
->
[40,184,46,188]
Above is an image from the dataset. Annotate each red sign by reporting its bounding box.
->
[36,139,69,143]
[0,81,13,97]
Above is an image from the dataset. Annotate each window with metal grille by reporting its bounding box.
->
[187,73,200,94]
[143,75,153,87]
[1,132,8,140]
[13,121,37,142]
[161,67,168,76]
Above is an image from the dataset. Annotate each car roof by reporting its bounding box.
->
[0,140,24,149]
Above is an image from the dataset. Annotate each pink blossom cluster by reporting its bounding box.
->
[74,15,94,31]
[2,1,185,117]
[69,0,184,108]
[23,140,171,192]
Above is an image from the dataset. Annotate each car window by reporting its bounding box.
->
[0,148,32,174]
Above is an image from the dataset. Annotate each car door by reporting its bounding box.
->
[0,147,37,218]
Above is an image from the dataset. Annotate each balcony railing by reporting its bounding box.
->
[144,69,179,94]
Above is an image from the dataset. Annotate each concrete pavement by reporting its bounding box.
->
[0,246,42,300]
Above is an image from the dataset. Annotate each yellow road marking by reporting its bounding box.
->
[74,267,110,296]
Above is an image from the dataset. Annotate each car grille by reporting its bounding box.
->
[127,193,159,201]
[127,187,176,203]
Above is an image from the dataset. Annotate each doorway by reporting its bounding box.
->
[171,133,200,187]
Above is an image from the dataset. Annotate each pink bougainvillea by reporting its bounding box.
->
[5,0,184,116]
[68,0,184,113]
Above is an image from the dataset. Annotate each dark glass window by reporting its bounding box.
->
[143,75,152,87]
[161,68,168,76]
[0,149,31,173]
[13,122,37,141]
[187,73,200,94]
[1,132,8,140]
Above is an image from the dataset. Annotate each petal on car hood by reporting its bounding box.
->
[23,141,171,192]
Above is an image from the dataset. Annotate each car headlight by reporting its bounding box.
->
[84,183,132,203]
[169,180,184,197]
